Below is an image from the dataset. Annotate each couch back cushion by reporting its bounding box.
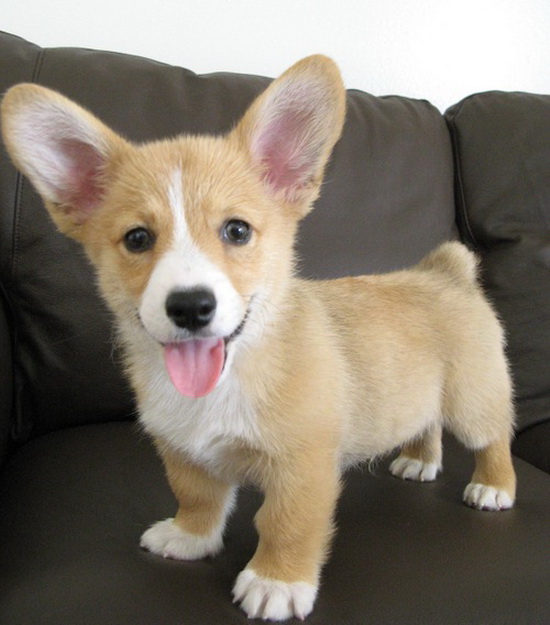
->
[0,31,456,442]
[445,92,550,433]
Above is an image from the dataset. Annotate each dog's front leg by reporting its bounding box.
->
[233,453,341,621]
[141,444,235,560]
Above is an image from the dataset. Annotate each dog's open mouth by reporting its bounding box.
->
[163,308,250,399]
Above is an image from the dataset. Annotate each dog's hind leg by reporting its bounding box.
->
[444,370,516,511]
[463,435,516,510]
[390,423,443,482]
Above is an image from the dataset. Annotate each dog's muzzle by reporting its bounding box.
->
[156,290,252,398]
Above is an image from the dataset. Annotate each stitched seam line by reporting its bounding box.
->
[10,47,45,284]
[445,108,481,252]
[9,46,45,444]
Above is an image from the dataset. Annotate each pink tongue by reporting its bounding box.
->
[163,338,225,398]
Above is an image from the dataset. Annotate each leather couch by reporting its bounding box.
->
[1,31,548,624]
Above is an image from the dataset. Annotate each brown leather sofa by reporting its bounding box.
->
[1,30,549,624]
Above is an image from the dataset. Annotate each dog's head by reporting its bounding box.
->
[1,55,345,397]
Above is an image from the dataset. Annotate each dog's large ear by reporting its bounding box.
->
[1,84,126,237]
[234,55,346,215]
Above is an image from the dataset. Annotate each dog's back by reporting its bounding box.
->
[298,241,512,464]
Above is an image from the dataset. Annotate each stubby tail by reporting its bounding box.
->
[418,241,480,287]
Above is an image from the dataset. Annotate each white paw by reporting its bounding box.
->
[463,483,514,511]
[140,518,223,560]
[390,456,440,482]
[232,568,317,621]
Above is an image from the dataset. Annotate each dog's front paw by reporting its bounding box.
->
[140,518,223,560]
[232,568,317,621]
[390,456,440,482]
[463,483,514,511]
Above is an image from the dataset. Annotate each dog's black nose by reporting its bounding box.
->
[165,289,217,332]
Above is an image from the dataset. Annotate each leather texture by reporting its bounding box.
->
[0,292,12,464]
[0,30,549,625]
[512,421,550,474]
[1,423,549,625]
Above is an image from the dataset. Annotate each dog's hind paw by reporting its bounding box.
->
[463,483,514,511]
[140,518,223,560]
[389,456,440,482]
[232,568,317,621]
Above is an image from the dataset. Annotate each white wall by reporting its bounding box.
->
[3,0,549,111]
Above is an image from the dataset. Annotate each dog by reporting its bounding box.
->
[1,55,516,621]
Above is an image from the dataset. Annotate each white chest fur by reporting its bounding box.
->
[137,355,262,476]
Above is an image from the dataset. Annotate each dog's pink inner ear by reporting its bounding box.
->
[252,106,320,201]
[56,139,106,223]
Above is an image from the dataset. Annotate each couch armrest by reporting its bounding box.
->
[0,287,13,465]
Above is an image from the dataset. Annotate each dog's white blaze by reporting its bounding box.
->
[138,169,245,344]
[167,169,187,242]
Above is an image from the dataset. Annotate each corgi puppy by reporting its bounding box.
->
[1,55,516,621]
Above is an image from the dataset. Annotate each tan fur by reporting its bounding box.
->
[471,437,517,495]
[1,55,516,620]
[157,441,234,536]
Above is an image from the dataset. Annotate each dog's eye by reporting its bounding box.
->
[123,227,155,253]
[221,219,252,245]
